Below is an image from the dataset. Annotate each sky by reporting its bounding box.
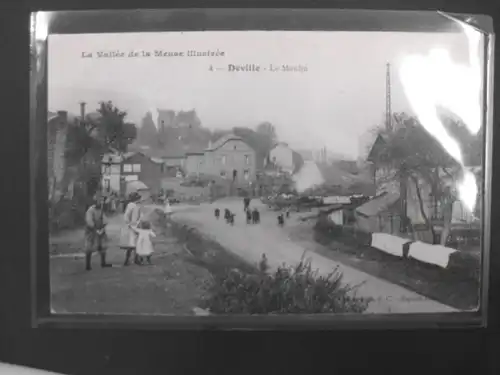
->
[48,30,472,159]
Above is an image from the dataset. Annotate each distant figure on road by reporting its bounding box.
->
[252,208,260,224]
[129,220,156,265]
[224,208,231,222]
[243,196,251,211]
[285,207,290,218]
[214,208,220,219]
[164,197,173,219]
[84,197,111,271]
[120,192,142,266]
[277,213,284,227]
[246,209,252,224]
[228,213,235,226]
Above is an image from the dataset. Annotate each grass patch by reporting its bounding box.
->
[166,216,260,278]
[312,226,479,310]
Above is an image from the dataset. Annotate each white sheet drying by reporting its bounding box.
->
[371,233,411,257]
[408,242,457,268]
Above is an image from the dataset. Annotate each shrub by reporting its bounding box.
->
[49,198,86,232]
[203,255,371,314]
[313,219,371,248]
[448,250,481,281]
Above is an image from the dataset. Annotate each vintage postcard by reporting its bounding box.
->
[47,30,485,316]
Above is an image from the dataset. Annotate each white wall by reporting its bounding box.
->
[101,174,121,193]
[329,210,344,225]
[292,161,324,192]
[185,154,205,176]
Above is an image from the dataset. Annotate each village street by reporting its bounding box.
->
[171,197,457,314]
[49,199,457,314]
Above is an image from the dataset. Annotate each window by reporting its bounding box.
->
[245,155,250,165]
[429,192,444,221]
[132,164,141,173]
[104,179,110,192]
[244,170,250,181]
[123,164,132,173]
[221,155,226,165]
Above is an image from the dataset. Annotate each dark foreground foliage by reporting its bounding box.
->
[203,255,371,314]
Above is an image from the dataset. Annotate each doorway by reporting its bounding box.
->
[232,169,238,181]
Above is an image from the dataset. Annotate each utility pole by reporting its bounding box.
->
[386,63,392,132]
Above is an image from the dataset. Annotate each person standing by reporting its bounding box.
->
[129,220,156,265]
[164,197,173,219]
[243,196,250,212]
[84,197,112,271]
[120,192,143,266]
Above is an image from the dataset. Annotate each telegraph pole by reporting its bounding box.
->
[386,63,392,132]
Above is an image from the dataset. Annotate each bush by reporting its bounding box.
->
[448,250,481,281]
[203,255,371,314]
[49,198,86,232]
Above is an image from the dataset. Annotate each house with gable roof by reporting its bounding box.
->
[101,151,165,196]
[183,133,257,184]
[357,131,480,243]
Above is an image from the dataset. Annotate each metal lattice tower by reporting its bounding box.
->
[386,63,392,132]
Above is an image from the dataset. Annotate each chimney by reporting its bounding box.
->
[158,120,165,148]
[79,102,86,119]
[57,110,68,121]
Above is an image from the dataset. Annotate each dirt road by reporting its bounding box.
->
[172,198,457,314]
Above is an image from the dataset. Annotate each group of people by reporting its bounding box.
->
[83,192,159,271]
[212,196,293,227]
[213,197,261,226]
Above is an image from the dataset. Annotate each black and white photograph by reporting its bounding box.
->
[46,29,486,316]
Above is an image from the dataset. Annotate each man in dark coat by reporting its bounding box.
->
[252,208,260,224]
[243,196,251,212]
[84,196,112,271]
[246,209,252,224]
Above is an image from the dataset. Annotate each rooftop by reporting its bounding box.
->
[205,133,244,151]
[355,191,400,217]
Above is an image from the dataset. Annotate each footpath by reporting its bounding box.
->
[172,198,457,314]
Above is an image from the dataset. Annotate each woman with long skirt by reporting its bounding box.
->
[120,192,143,266]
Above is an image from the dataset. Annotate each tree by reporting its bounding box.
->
[65,101,137,199]
[92,101,137,153]
[371,112,481,244]
[256,121,277,143]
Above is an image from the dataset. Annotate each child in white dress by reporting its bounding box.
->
[129,220,156,265]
